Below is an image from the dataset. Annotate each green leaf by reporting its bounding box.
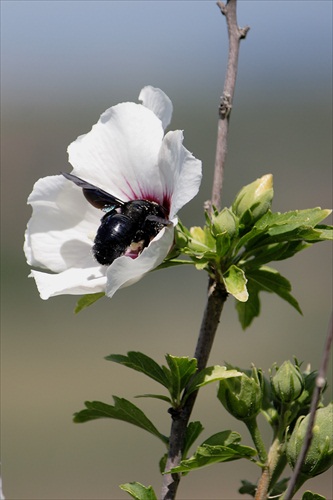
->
[236,278,261,329]
[239,479,257,497]
[223,265,249,302]
[270,477,289,496]
[73,397,168,445]
[234,226,268,254]
[194,260,209,270]
[135,394,172,404]
[242,240,310,267]
[249,208,331,246]
[159,453,168,474]
[236,209,331,254]
[247,266,302,314]
[165,355,197,402]
[302,492,326,500]
[119,482,157,500]
[155,258,195,271]
[243,477,293,498]
[105,352,170,389]
[186,365,242,396]
[256,208,331,233]
[74,292,105,313]
[169,431,255,474]
[202,430,242,446]
[215,231,232,258]
[183,421,205,458]
[168,441,256,474]
[301,225,333,242]
[236,266,302,329]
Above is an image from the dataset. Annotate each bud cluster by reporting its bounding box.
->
[173,175,274,299]
[217,359,332,488]
[171,175,331,330]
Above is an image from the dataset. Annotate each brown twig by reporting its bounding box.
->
[161,2,249,499]
[161,280,227,500]
[212,0,250,211]
[282,312,333,500]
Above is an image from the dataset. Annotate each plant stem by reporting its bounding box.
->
[161,279,227,500]
[268,453,287,492]
[255,402,293,500]
[245,417,268,464]
[161,2,249,499]
[255,436,283,500]
[212,0,250,211]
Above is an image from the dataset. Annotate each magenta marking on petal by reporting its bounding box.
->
[124,177,139,200]
[136,179,146,200]
[133,184,171,216]
[114,182,132,202]
[112,176,138,202]
[142,192,171,216]
[163,193,171,215]
[116,175,171,215]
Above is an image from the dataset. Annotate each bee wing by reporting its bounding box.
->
[62,172,125,210]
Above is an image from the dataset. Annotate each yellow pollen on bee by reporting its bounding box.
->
[88,231,96,242]
[130,240,144,252]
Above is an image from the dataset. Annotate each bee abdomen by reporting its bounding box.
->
[93,214,135,265]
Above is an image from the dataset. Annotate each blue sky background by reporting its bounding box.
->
[2,1,332,106]
[1,2,332,499]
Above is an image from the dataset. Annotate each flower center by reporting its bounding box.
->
[124,240,145,259]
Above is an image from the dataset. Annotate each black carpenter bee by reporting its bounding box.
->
[62,172,169,265]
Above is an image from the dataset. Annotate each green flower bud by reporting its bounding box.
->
[174,224,188,249]
[286,403,333,478]
[188,226,215,253]
[232,174,273,224]
[297,370,326,408]
[212,207,239,238]
[271,360,304,404]
[217,367,263,421]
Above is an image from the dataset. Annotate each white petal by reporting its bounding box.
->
[25,89,203,301]
[24,175,100,272]
[158,131,202,219]
[30,267,107,300]
[105,223,176,298]
[67,102,165,203]
[139,86,173,130]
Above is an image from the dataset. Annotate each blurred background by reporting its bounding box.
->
[1,1,332,499]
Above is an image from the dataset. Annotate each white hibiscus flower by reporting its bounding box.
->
[24,86,202,299]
